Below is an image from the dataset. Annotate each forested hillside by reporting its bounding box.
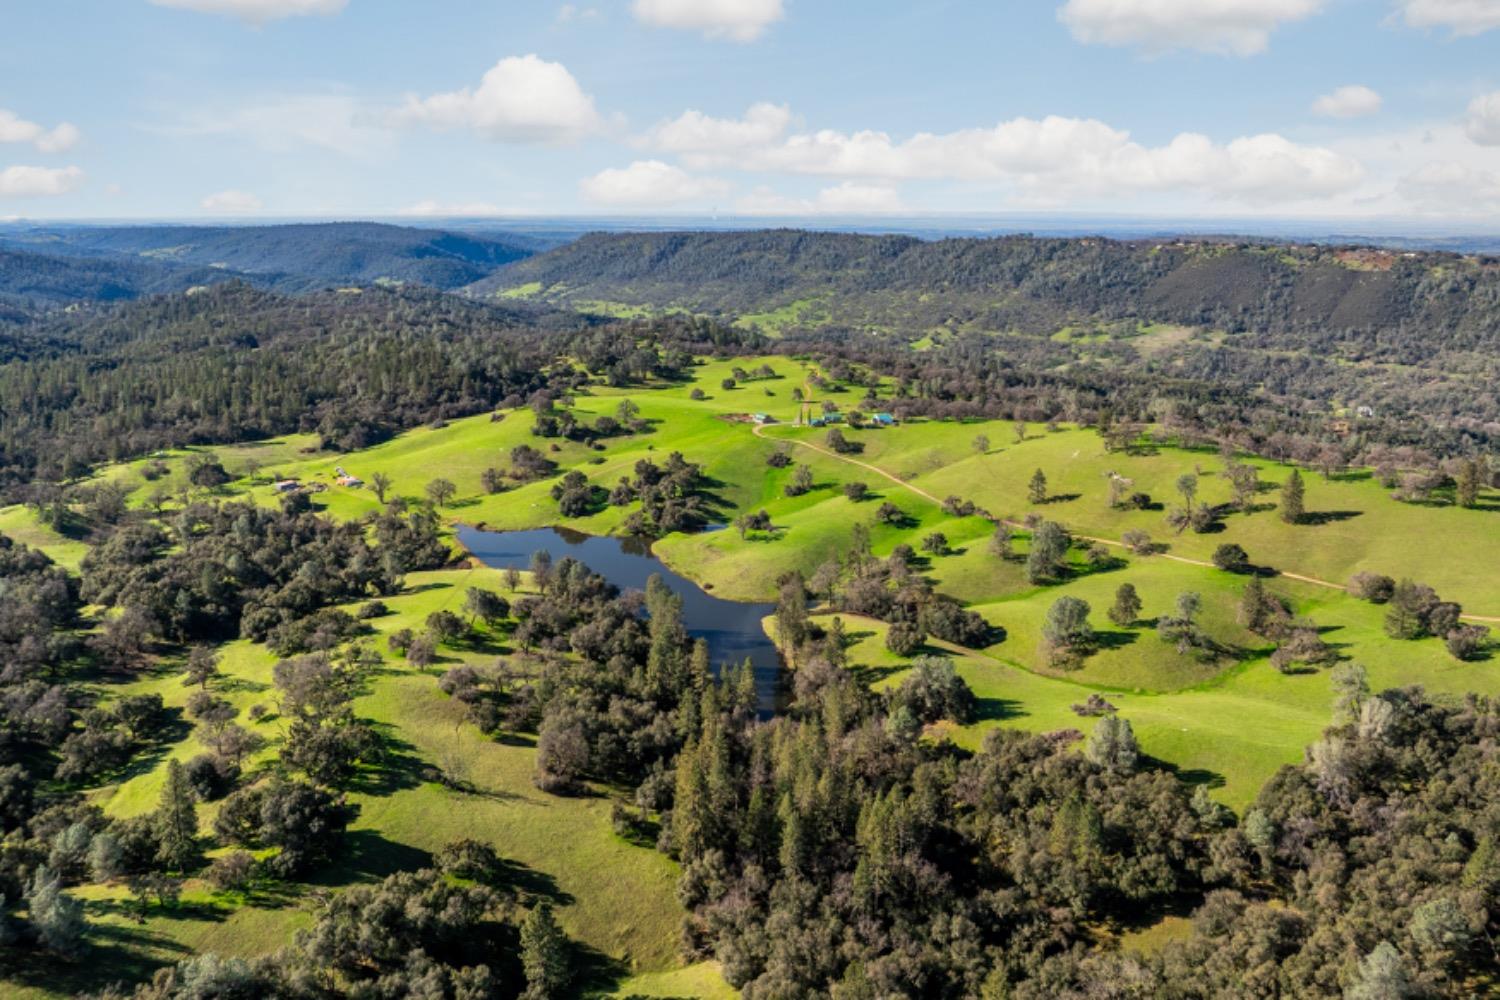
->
[0,249,236,311]
[472,231,1500,454]
[0,222,541,294]
[0,282,759,490]
[475,230,1500,347]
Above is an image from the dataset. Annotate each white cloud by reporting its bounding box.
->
[0,165,84,197]
[165,95,391,159]
[200,189,263,213]
[632,0,784,41]
[395,55,603,144]
[1058,0,1327,55]
[1397,160,1500,213]
[148,0,347,23]
[640,103,792,162]
[1312,85,1383,118]
[1466,91,1500,145]
[738,182,906,215]
[579,160,730,206]
[397,200,506,217]
[1396,0,1500,36]
[0,110,82,153]
[644,107,1363,205]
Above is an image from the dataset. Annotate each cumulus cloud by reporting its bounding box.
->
[0,165,84,197]
[395,55,603,144]
[397,200,506,217]
[201,189,263,213]
[642,106,1362,205]
[1397,160,1500,213]
[1466,91,1500,145]
[632,0,784,41]
[579,160,730,206]
[1058,0,1327,55]
[738,182,906,215]
[1312,85,1383,119]
[640,103,793,161]
[148,0,347,22]
[1396,0,1500,36]
[0,110,82,153]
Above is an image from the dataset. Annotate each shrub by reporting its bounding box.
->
[885,622,925,657]
[1212,543,1250,573]
[1347,572,1395,603]
[435,838,502,882]
[206,850,257,892]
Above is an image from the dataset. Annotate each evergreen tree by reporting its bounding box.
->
[1085,716,1138,772]
[1330,662,1369,727]
[1280,468,1305,524]
[26,866,85,957]
[1455,459,1480,509]
[1025,521,1070,584]
[1108,583,1142,627]
[521,902,570,1000]
[644,575,688,701]
[155,758,199,873]
[1028,468,1048,505]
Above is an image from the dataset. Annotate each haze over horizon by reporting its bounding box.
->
[4,0,1500,226]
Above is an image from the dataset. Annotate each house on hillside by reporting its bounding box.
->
[872,413,897,427]
[272,479,301,494]
[752,413,775,425]
[336,473,364,487]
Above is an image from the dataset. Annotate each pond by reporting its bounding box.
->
[455,525,784,712]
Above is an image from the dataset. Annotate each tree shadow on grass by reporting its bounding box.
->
[850,662,907,687]
[1092,630,1140,651]
[492,857,575,907]
[1143,754,1225,790]
[0,921,193,998]
[344,724,426,797]
[974,697,1026,723]
[1299,510,1363,526]
[309,829,434,887]
[572,941,632,999]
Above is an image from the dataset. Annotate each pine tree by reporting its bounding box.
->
[1280,468,1305,524]
[1028,468,1048,505]
[155,758,199,873]
[26,866,85,957]
[1085,716,1139,772]
[521,902,570,1000]
[1238,576,1273,634]
[1108,583,1142,627]
[644,575,687,702]
[1456,459,1480,509]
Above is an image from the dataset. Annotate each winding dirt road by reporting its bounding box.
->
[753,423,1500,624]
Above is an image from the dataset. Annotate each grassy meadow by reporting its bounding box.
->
[4,352,1498,996]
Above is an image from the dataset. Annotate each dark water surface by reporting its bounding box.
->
[456,525,783,711]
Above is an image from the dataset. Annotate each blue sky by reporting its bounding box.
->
[3,0,1499,221]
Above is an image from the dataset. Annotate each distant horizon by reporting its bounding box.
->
[5,211,1499,248]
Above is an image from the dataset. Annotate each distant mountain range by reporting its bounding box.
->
[0,222,546,307]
